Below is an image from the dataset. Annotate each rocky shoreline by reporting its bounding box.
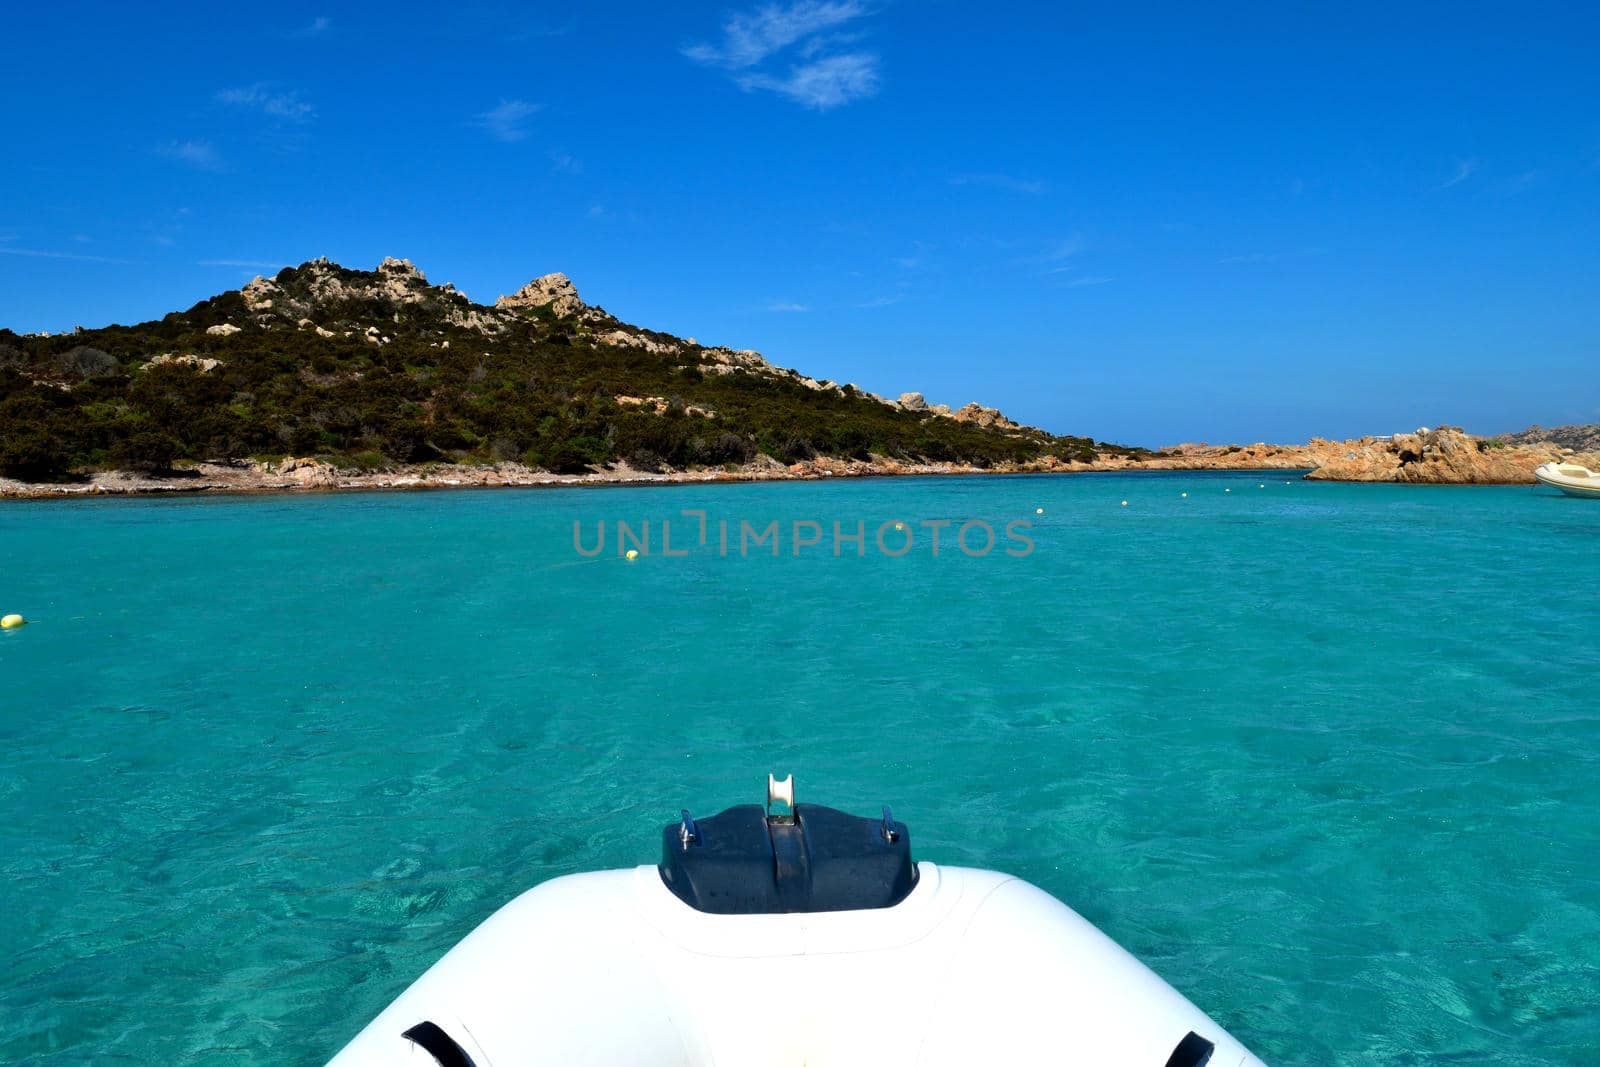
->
[4,426,1595,500]
[0,452,1243,500]
[1160,426,1600,484]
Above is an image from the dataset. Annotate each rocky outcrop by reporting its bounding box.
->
[599,329,679,355]
[1128,427,1600,483]
[883,391,1027,431]
[701,345,774,372]
[205,323,242,336]
[1499,423,1600,453]
[237,256,499,328]
[1303,426,1586,484]
[615,395,714,418]
[496,272,583,316]
[1143,441,1323,469]
[445,306,508,333]
[239,276,278,311]
[262,456,340,486]
[145,353,223,373]
[951,402,1016,430]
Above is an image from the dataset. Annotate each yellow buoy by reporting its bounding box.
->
[893,521,905,530]
[1035,507,1044,514]
[1,614,26,629]
[625,550,639,561]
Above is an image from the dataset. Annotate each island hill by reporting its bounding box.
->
[0,257,1128,493]
[0,257,1595,497]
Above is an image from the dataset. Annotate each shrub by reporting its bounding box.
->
[487,437,522,462]
[340,450,388,472]
[628,448,667,473]
[284,423,331,456]
[758,434,816,464]
[0,422,74,481]
[527,443,592,474]
[0,365,30,400]
[525,434,606,474]
[379,420,441,463]
[693,432,754,465]
[55,346,118,378]
[108,431,179,474]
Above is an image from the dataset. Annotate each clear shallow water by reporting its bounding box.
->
[2,472,1597,1065]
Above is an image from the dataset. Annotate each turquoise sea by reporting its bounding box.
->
[2,472,1597,1064]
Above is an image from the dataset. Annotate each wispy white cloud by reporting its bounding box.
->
[549,150,582,173]
[1506,170,1539,194]
[294,16,331,36]
[685,1,865,68]
[475,99,540,142]
[468,14,576,43]
[1435,157,1478,191]
[216,84,315,122]
[738,53,878,109]
[1042,234,1088,262]
[1218,248,1324,266]
[766,301,811,312]
[1036,237,1103,280]
[891,241,934,271]
[0,246,127,263]
[798,29,867,59]
[199,258,286,269]
[157,140,223,171]
[854,294,904,308]
[687,2,879,110]
[950,173,1046,195]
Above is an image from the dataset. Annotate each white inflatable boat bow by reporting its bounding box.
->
[329,775,1266,1066]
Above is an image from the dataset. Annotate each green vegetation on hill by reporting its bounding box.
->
[0,260,1126,481]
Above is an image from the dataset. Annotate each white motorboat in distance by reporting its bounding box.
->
[1535,462,1600,498]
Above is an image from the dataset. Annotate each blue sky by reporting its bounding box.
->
[2,2,1596,445]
